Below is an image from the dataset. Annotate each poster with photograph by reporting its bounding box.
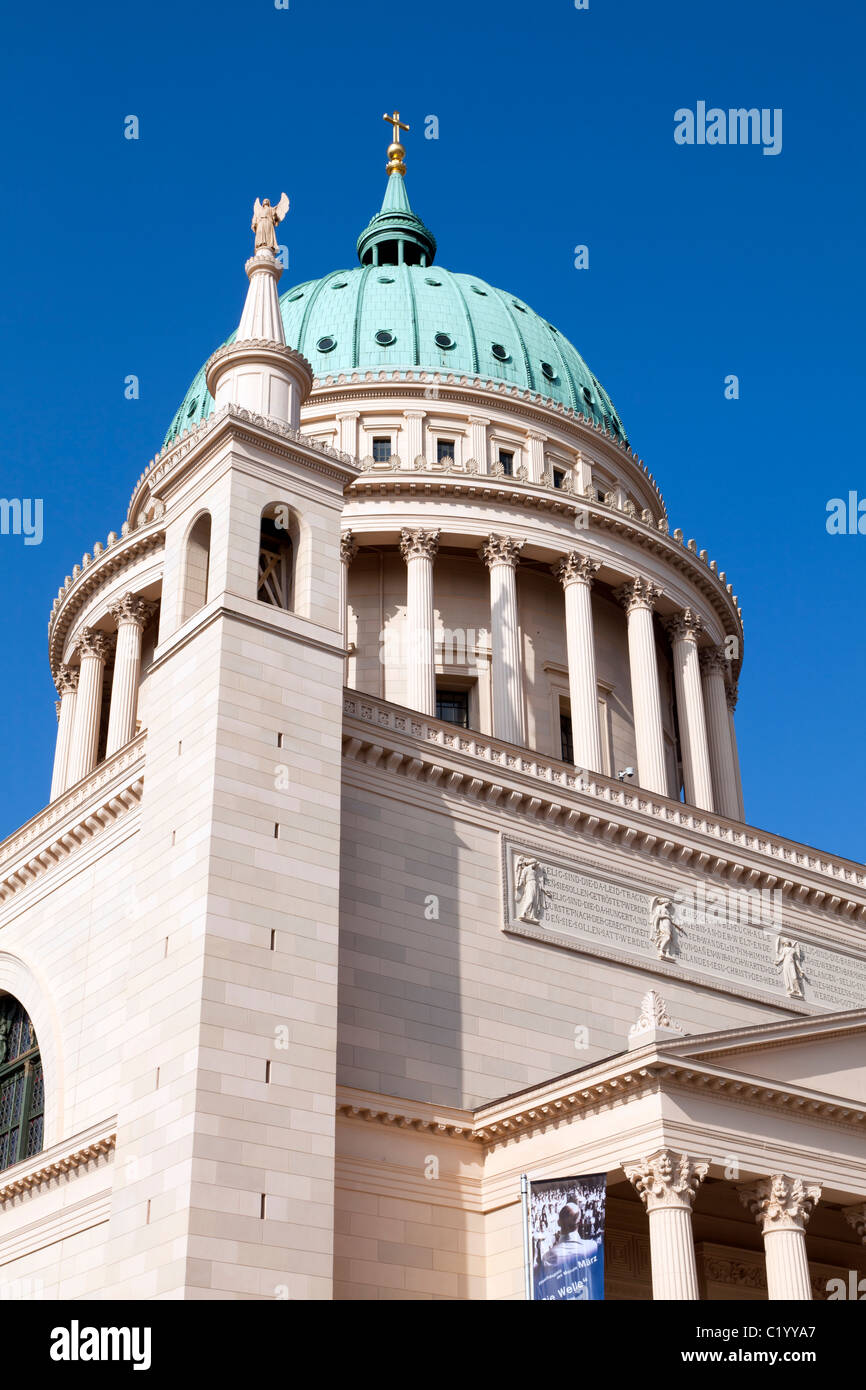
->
[529,1174,606,1301]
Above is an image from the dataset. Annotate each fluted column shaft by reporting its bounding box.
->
[700,649,740,819]
[50,666,79,801]
[624,1149,708,1300]
[400,529,439,716]
[66,630,112,785]
[481,535,525,745]
[667,611,714,811]
[554,554,601,771]
[617,579,668,796]
[727,686,745,819]
[739,1175,822,1301]
[340,532,357,682]
[106,596,154,756]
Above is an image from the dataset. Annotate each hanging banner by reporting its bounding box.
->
[527,1173,606,1300]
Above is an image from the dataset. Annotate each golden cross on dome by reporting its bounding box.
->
[383,110,410,142]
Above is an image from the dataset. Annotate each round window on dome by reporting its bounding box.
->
[317,336,337,353]
[434,332,454,349]
[470,285,487,296]
[377,275,395,284]
[331,281,348,290]
[375,330,396,346]
[582,386,595,405]
[425,277,442,286]
[491,343,509,361]
[512,301,527,312]
[186,398,198,417]
[540,362,556,380]
[287,292,304,302]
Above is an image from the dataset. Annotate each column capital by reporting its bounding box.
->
[615,576,662,614]
[399,527,440,563]
[340,530,358,566]
[699,645,729,676]
[623,1149,709,1212]
[737,1175,823,1234]
[552,552,599,588]
[78,628,114,662]
[665,609,703,644]
[468,413,491,426]
[55,664,79,696]
[526,429,548,442]
[726,684,739,713]
[403,409,427,420]
[479,534,525,569]
[109,594,156,630]
[842,1203,866,1242]
[335,410,361,421]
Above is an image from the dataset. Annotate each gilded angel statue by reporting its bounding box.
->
[251,193,290,254]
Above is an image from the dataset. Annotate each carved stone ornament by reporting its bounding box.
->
[515,462,528,481]
[623,1149,708,1212]
[464,457,479,474]
[340,531,358,565]
[628,989,685,1046]
[108,594,156,630]
[699,646,729,677]
[726,685,739,713]
[650,896,686,961]
[738,1175,823,1233]
[55,664,79,697]
[774,936,807,999]
[413,455,428,470]
[552,553,599,588]
[479,534,525,569]
[77,628,114,662]
[399,528,440,563]
[615,576,662,614]
[842,1204,866,1243]
[665,610,703,644]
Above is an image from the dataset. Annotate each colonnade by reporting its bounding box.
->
[50,593,154,799]
[343,531,743,818]
[625,1150,824,1301]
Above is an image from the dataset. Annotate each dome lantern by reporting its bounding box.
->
[355,112,437,268]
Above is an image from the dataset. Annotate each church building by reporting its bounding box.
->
[1,117,864,1301]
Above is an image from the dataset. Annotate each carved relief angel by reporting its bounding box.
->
[774,937,807,998]
[252,193,290,254]
[651,895,686,961]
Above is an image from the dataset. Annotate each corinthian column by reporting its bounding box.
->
[50,666,79,801]
[727,685,745,819]
[624,1149,708,1299]
[738,1175,822,1300]
[66,629,113,785]
[339,530,357,656]
[553,553,601,771]
[665,611,714,811]
[400,528,440,716]
[106,595,154,756]
[480,535,525,745]
[616,578,668,796]
[700,648,740,819]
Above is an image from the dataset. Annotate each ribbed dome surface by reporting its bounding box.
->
[165,180,627,446]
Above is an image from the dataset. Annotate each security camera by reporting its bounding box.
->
[616,767,635,781]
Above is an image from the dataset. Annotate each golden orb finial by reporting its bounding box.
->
[383,110,410,176]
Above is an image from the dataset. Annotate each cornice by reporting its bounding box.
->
[0,734,145,906]
[346,473,742,647]
[0,1120,116,1204]
[341,692,866,918]
[127,402,359,524]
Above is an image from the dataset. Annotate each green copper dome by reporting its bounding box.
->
[164,173,627,446]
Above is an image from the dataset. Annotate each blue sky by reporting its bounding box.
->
[0,0,863,859]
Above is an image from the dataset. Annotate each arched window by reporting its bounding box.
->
[181,512,212,622]
[0,997,44,1172]
[258,505,294,610]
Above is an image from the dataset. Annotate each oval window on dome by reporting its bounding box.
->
[331,281,348,290]
[491,343,509,361]
[377,275,395,284]
[434,332,454,349]
[317,336,337,353]
[540,362,556,380]
[470,285,487,296]
[287,292,304,302]
[512,301,527,312]
[187,398,199,416]
[425,277,442,286]
[582,386,595,405]
[375,330,396,346]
